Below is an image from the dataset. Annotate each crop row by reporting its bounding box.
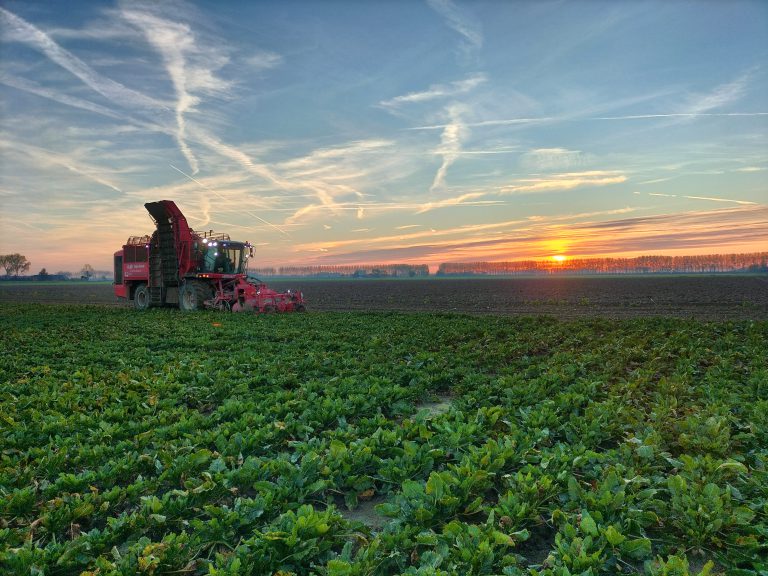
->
[0,305,766,575]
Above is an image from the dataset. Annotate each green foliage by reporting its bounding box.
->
[0,305,766,575]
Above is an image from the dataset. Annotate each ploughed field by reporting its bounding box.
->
[1,304,766,574]
[1,275,767,320]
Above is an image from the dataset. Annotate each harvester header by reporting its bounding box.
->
[113,200,305,312]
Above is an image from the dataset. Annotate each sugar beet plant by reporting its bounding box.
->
[0,304,766,575]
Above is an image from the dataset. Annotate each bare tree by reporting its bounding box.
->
[81,264,94,280]
[0,253,31,277]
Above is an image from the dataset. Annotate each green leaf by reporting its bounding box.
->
[326,559,352,576]
[619,537,651,559]
[426,473,445,500]
[636,445,654,459]
[580,512,598,536]
[604,525,626,546]
[716,460,748,475]
[732,506,755,524]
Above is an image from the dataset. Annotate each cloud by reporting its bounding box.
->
[594,112,768,121]
[0,73,133,121]
[682,195,757,206]
[295,207,640,255]
[426,0,483,53]
[304,206,767,265]
[639,191,759,206]
[430,104,467,193]
[684,73,751,116]
[0,6,166,111]
[520,148,594,171]
[417,192,502,213]
[500,171,627,194]
[593,71,763,123]
[276,139,415,224]
[0,139,123,193]
[244,50,283,71]
[379,74,486,109]
[120,7,232,174]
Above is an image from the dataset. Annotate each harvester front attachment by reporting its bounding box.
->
[230,279,306,313]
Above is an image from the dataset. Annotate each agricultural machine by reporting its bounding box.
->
[113,200,305,312]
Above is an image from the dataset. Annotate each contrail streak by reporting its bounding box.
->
[169,164,290,238]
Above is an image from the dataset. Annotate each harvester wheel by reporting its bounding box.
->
[134,284,150,310]
[295,304,306,312]
[179,280,210,311]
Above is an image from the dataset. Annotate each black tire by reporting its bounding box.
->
[179,280,210,311]
[134,284,151,310]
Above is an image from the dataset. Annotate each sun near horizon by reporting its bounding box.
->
[551,255,568,263]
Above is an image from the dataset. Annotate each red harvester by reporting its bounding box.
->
[113,200,305,312]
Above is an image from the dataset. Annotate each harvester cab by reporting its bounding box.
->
[113,200,306,313]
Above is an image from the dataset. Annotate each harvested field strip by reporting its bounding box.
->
[1,275,767,320]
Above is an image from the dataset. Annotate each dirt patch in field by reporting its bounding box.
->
[333,494,389,531]
[516,524,556,568]
[415,393,453,417]
[2,276,766,320]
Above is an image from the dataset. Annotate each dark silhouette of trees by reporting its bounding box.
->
[250,264,430,277]
[437,253,768,275]
[0,253,31,277]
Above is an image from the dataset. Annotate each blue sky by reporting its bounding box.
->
[1,0,766,273]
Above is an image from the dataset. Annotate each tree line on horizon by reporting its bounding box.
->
[0,254,110,280]
[437,252,768,276]
[251,263,431,278]
[250,252,767,277]
[3,252,766,280]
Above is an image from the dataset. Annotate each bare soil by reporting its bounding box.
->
[1,276,766,320]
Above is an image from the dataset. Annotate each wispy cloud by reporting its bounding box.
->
[520,148,594,171]
[121,7,232,174]
[418,192,502,213]
[593,71,764,123]
[684,73,751,116]
[430,104,467,192]
[639,191,759,206]
[0,73,133,121]
[0,6,166,111]
[594,112,768,121]
[304,206,767,265]
[500,171,627,194]
[410,117,552,130]
[684,195,758,205]
[296,207,640,255]
[0,139,123,193]
[426,0,483,54]
[379,74,486,109]
[244,50,283,71]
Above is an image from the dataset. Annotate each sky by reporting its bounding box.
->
[0,0,766,274]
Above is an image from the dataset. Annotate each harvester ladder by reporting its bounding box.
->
[149,248,163,305]
[149,224,178,306]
